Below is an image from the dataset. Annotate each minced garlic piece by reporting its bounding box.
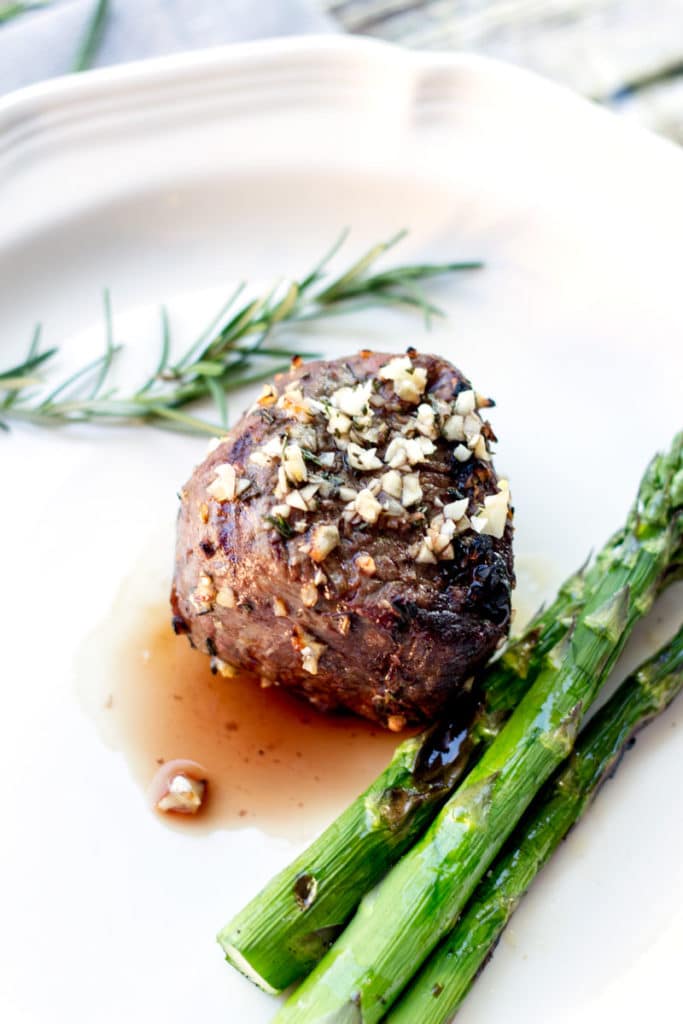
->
[442,414,465,442]
[273,597,288,617]
[216,585,236,609]
[454,389,476,415]
[191,573,215,612]
[347,442,383,472]
[282,443,307,484]
[471,480,510,539]
[286,491,308,511]
[297,632,326,675]
[338,485,358,502]
[415,540,437,564]
[378,356,428,403]
[336,615,351,636]
[381,469,403,499]
[352,488,383,524]
[206,436,226,455]
[157,774,206,815]
[310,523,340,562]
[211,657,238,678]
[331,380,373,420]
[278,385,314,422]
[401,472,423,508]
[301,582,319,608]
[387,715,407,733]
[473,435,491,461]
[327,407,352,436]
[444,498,469,521]
[249,450,270,467]
[207,463,249,502]
[453,444,472,462]
[384,435,435,469]
[257,383,278,406]
[250,435,284,467]
[415,403,438,438]
[356,554,376,576]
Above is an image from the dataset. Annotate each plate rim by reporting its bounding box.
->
[2,32,681,170]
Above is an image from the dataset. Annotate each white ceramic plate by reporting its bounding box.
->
[1,36,681,1024]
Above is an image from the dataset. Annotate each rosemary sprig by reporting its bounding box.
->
[0,231,482,436]
[0,1,47,24]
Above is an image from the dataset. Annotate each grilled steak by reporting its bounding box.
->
[171,350,514,729]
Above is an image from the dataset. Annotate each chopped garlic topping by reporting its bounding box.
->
[442,414,465,442]
[401,472,423,507]
[454,389,476,415]
[208,463,244,502]
[273,597,288,617]
[206,436,225,455]
[277,385,314,422]
[286,490,308,511]
[310,523,340,562]
[301,582,319,608]
[352,488,383,524]
[444,498,469,521]
[282,443,307,484]
[331,380,373,420]
[338,485,358,502]
[415,540,437,564]
[216,585,236,609]
[356,554,377,576]
[326,407,352,437]
[415,403,438,438]
[384,435,435,469]
[471,480,510,539]
[381,469,403,499]
[191,573,216,612]
[473,435,491,462]
[297,632,326,675]
[347,442,383,472]
[453,444,472,462]
[378,355,428,403]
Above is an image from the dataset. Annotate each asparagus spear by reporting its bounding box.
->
[220,524,680,993]
[387,623,683,1024]
[217,558,595,993]
[274,433,683,1023]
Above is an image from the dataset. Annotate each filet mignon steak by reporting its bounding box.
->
[171,350,514,728]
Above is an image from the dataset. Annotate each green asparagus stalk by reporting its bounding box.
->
[274,433,683,1023]
[217,558,595,993]
[387,623,683,1024]
[219,523,680,993]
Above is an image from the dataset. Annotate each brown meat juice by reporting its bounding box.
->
[76,563,404,841]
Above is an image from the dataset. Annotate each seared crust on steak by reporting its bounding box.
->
[171,350,514,728]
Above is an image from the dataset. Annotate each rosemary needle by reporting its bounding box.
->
[0,231,483,437]
[72,0,109,73]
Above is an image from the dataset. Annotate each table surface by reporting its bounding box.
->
[321,0,683,143]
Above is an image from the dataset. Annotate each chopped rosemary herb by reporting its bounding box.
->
[265,514,295,539]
